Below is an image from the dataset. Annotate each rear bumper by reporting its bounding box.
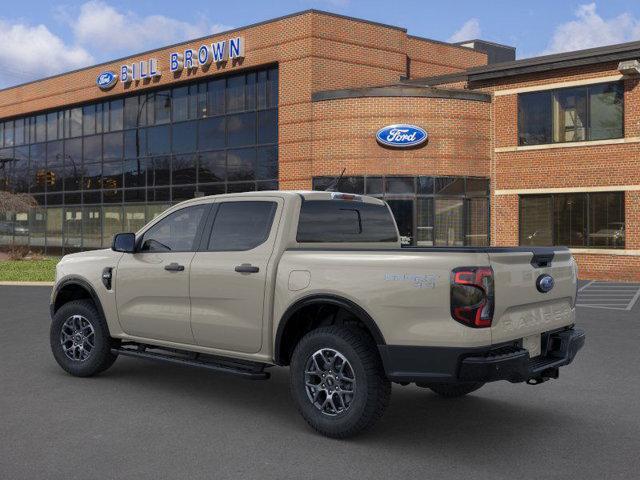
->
[379,326,585,384]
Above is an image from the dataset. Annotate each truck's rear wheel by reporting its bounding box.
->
[50,300,118,377]
[289,326,390,438]
[423,382,484,398]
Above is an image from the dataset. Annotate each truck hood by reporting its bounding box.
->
[56,248,123,282]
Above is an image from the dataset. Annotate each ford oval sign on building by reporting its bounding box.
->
[376,124,428,148]
[96,71,118,91]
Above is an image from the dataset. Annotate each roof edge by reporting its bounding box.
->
[467,39,640,81]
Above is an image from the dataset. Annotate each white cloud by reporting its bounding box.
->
[448,18,481,43]
[71,1,232,55]
[542,3,640,54]
[0,20,93,88]
[0,1,234,88]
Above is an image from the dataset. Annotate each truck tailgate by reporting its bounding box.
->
[489,248,577,346]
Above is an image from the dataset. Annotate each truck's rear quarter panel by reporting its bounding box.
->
[275,249,493,348]
[275,247,577,351]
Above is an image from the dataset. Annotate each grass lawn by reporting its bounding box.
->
[0,258,59,282]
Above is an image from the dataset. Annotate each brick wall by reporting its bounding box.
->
[406,37,487,79]
[309,96,491,182]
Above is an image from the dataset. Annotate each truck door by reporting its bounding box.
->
[115,204,210,344]
[190,197,283,354]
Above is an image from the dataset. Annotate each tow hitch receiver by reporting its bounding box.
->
[526,367,559,385]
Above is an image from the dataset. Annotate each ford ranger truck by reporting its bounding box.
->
[49,191,585,438]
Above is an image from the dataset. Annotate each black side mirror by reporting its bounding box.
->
[112,232,136,253]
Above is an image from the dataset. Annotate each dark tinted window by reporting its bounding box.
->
[140,204,207,252]
[297,200,398,243]
[208,201,277,251]
[518,91,552,145]
[518,82,623,145]
[519,193,624,248]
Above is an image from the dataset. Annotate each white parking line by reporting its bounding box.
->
[626,288,640,311]
[576,282,640,310]
[578,280,594,292]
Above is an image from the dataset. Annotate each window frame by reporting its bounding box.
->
[517,81,624,146]
[136,203,212,253]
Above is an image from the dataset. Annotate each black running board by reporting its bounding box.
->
[111,344,270,380]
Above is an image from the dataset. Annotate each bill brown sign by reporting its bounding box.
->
[97,36,245,89]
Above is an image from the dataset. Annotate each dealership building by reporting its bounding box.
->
[0,10,638,280]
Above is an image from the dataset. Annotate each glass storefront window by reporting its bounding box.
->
[82,207,101,248]
[29,207,46,248]
[64,207,83,250]
[386,177,414,194]
[416,198,434,246]
[0,66,278,254]
[466,197,489,246]
[435,199,464,246]
[124,205,146,232]
[519,192,624,248]
[103,206,123,247]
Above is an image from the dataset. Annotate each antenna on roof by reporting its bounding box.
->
[325,168,346,192]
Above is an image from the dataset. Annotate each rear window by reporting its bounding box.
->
[297,200,398,243]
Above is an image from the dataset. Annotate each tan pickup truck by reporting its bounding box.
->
[49,190,585,438]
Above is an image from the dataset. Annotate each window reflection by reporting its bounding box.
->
[0,67,279,253]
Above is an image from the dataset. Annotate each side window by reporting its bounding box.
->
[140,205,207,252]
[208,201,277,251]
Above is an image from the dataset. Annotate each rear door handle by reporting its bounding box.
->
[235,263,259,274]
[164,262,185,272]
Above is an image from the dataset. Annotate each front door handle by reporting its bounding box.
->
[235,263,259,274]
[164,262,185,272]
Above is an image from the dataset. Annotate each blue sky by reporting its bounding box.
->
[2,0,640,88]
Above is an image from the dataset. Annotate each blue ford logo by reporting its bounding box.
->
[96,71,118,90]
[536,274,555,293]
[376,124,428,148]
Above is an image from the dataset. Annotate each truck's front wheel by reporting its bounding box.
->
[50,300,119,377]
[289,326,391,438]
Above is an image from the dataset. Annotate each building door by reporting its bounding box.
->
[386,199,414,246]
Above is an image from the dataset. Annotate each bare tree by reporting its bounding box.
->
[0,191,37,215]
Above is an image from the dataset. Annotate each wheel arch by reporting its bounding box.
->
[274,294,386,366]
[51,276,106,322]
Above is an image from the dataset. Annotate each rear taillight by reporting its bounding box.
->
[450,267,494,328]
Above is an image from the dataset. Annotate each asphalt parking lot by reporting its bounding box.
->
[1,283,639,480]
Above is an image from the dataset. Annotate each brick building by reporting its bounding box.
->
[0,10,637,280]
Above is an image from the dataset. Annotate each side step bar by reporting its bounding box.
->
[111,344,270,380]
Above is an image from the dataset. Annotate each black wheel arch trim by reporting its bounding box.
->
[50,276,107,323]
[274,294,386,365]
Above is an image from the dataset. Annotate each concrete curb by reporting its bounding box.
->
[0,281,54,287]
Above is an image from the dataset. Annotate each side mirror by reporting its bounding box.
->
[112,232,136,253]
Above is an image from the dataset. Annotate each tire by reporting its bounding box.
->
[424,382,484,398]
[50,299,118,377]
[289,326,391,438]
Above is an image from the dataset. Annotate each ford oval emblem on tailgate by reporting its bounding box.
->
[376,124,428,148]
[536,274,555,293]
